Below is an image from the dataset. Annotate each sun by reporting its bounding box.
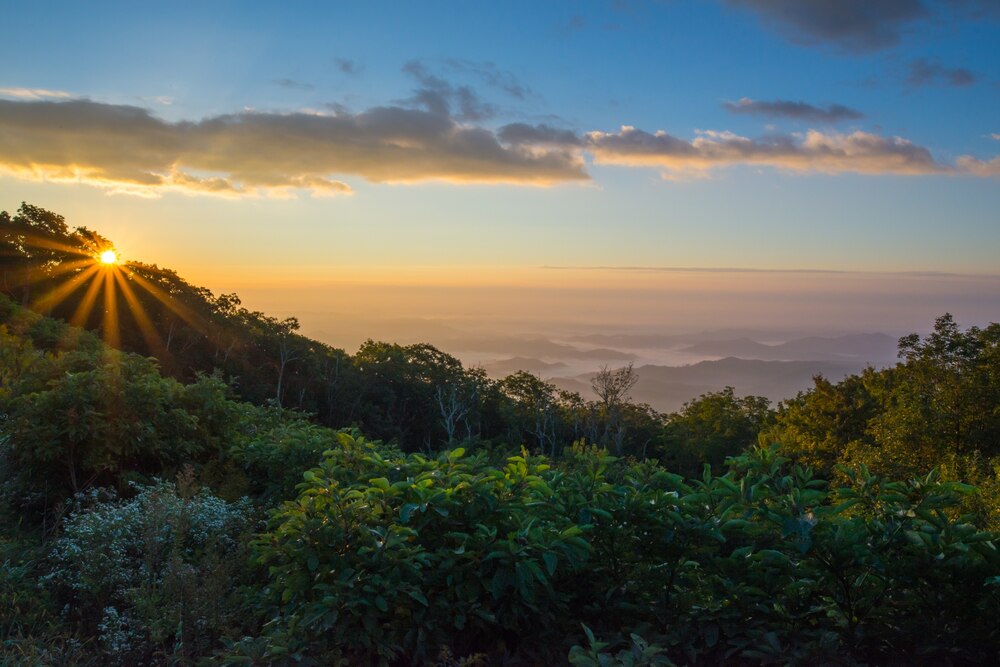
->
[99,250,119,265]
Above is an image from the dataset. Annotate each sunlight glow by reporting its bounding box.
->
[9,207,212,355]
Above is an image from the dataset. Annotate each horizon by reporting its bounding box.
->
[2,0,999,360]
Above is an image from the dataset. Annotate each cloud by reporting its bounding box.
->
[586,126,947,176]
[334,58,361,75]
[724,97,865,123]
[442,59,532,100]
[992,133,1000,141]
[137,95,175,106]
[725,0,927,52]
[0,99,589,198]
[955,155,1000,177]
[0,87,72,100]
[401,60,497,121]
[906,58,976,87]
[2,97,996,198]
[272,78,315,91]
[498,123,582,147]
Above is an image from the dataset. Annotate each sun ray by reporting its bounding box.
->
[124,269,208,334]
[101,268,120,348]
[70,267,106,328]
[32,264,101,312]
[50,258,98,273]
[113,270,167,355]
[0,257,104,301]
[8,231,94,258]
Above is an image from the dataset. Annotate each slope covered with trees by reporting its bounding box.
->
[0,203,663,458]
[2,203,1000,665]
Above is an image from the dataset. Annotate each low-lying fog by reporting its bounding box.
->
[219,267,1000,412]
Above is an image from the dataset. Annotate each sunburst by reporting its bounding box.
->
[5,228,208,354]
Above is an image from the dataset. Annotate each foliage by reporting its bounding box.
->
[0,526,68,658]
[1,337,244,510]
[660,387,772,476]
[568,625,674,667]
[254,432,591,664]
[766,314,1000,525]
[247,439,1000,664]
[44,475,257,665]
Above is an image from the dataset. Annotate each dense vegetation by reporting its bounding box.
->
[2,204,999,665]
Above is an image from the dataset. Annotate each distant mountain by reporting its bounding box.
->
[569,329,843,348]
[480,357,568,378]
[551,357,872,413]
[441,335,636,361]
[679,333,898,362]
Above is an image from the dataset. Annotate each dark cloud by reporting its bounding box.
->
[907,58,976,87]
[272,78,315,91]
[442,58,532,100]
[586,125,947,176]
[567,15,586,30]
[402,60,497,121]
[725,0,927,52]
[0,99,588,197]
[498,123,582,147]
[724,97,865,123]
[334,58,361,75]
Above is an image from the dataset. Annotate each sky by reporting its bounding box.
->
[1,0,999,340]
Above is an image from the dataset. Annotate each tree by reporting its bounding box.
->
[500,371,560,456]
[590,363,639,455]
[762,372,879,476]
[436,382,474,447]
[270,316,301,406]
[661,387,772,476]
[591,362,638,411]
[865,314,1000,478]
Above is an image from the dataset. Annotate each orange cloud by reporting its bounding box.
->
[586,126,954,177]
[0,99,588,198]
[2,99,997,198]
[955,155,1000,177]
[0,87,73,100]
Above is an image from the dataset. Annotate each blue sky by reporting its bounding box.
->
[1,0,998,297]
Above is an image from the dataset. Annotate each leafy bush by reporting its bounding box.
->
[45,475,257,665]
[254,432,591,664]
[231,418,362,507]
[568,625,673,667]
[555,446,1000,664]
[250,441,1000,665]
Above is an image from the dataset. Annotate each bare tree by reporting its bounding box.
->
[272,316,301,406]
[591,363,639,455]
[437,383,473,447]
[591,362,638,410]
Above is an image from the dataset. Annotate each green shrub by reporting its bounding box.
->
[254,433,591,664]
[243,440,1000,665]
[45,475,257,665]
[231,419,357,507]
